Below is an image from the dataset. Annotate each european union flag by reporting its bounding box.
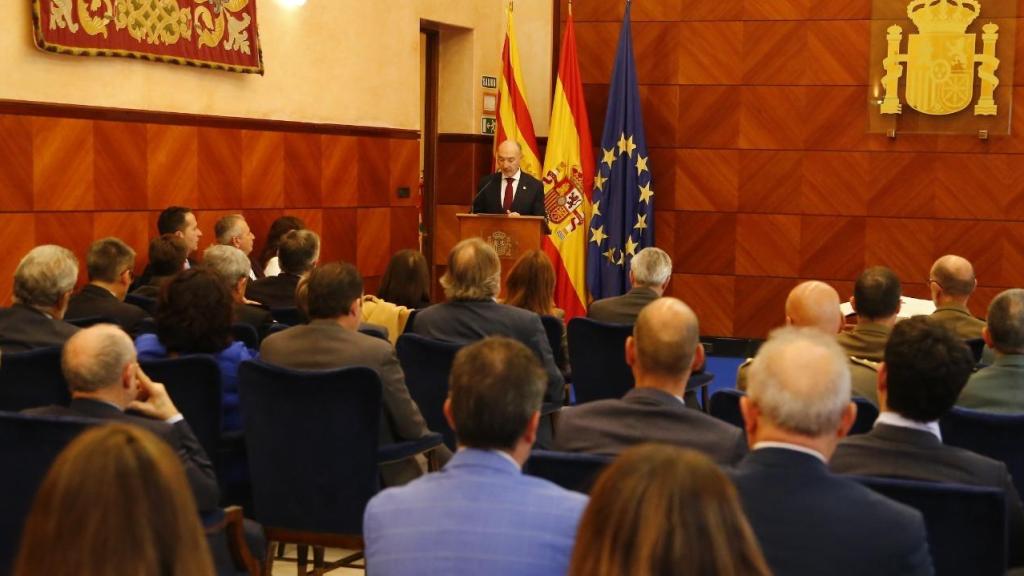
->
[586,0,654,301]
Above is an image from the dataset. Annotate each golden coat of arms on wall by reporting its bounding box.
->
[880,0,999,116]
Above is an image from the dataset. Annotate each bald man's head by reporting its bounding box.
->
[930,255,976,300]
[62,324,136,393]
[496,140,523,178]
[632,297,700,379]
[786,281,842,334]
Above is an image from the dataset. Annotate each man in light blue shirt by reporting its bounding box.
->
[364,336,587,576]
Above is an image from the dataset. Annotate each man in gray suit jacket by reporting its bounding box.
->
[958,288,1024,412]
[586,247,671,325]
[0,245,80,352]
[260,262,450,486]
[832,315,1024,568]
[554,297,747,464]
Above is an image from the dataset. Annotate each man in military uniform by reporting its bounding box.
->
[837,266,901,363]
[929,255,986,339]
[958,289,1024,412]
[737,281,880,404]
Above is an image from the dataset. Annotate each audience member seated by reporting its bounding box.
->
[737,281,879,403]
[13,424,216,576]
[256,215,305,278]
[136,268,257,432]
[129,234,187,299]
[24,324,219,512]
[554,298,746,464]
[377,248,432,309]
[0,245,79,352]
[504,249,567,371]
[837,266,902,362]
[587,246,670,324]
[246,229,319,309]
[958,288,1024,412]
[831,315,1024,567]
[731,326,932,576]
[65,237,148,335]
[568,444,771,576]
[260,262,450,485]
[203,244,273,337]
[132,206,203,291]
[929,254,986,340]
[364,337,587,575]
[410,237,564,404]
[214,214,258,280]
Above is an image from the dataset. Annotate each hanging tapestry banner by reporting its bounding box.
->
[31,0,264,75]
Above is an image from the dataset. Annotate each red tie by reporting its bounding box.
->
[503,177,515,212]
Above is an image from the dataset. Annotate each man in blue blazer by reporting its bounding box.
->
[731,326,933,576]
[363,337,587,576]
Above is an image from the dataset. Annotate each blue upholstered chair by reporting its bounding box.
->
[539,314,568,377]
[140,356,223,465]
[125,293,157,315]
[230,323,260,350]
[709,390,878,435]
[853,476,1006,576]
[395,333,463,451]
[0,347,70,412]
[941,407,1024,502]
[523,450,614,494]
[64,315,113,328]
[238,360,443,574]
[0,412,94,574]
[567,317,633,404]
[851,397,879,434]
[269,307,303,327]
[964,338,986,365]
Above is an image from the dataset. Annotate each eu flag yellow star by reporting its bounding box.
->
[635,155,648,176]
[617,133,629,156]
[602,147,616,169]
[590,225,608,245]
[592,199,602,217]
[624,235,637,257]
[603,246,618,264]
[594,172,607,192]
[638,182,654,204]
[623,135,636,157]
[634,213,648,231]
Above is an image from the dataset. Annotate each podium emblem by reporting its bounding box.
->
[486,231,514,257]
[880,0,1000,116]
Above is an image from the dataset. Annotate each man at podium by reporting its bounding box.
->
[472,140,547,217]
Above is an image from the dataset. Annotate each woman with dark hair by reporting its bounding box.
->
[135,267,257,431]
[258,215,305,277]
[14,424,215,576]
[569,444,772,576]
[378,249,431,310]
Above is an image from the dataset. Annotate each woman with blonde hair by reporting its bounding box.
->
[15,423,215,576]
[569,444,772,576]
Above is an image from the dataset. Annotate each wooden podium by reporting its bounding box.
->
[456,213,547,295]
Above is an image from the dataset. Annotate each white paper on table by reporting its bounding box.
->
[840,296,935,319]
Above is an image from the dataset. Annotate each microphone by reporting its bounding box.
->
[471,171,501,214]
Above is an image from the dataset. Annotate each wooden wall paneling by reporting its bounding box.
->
[94,212,151,273]
[968,287,1001,319]
[676,22,743,85]
[655,210,677,259]
[33,117,94,211]
[356,207,391,277]
[561,0,622,21]
[734,276,796,338]
[675,211,737,275]
[283,133,323,208]
[867,153,936,217]
[321,135,359,207]
[575,22,619,84]
[434,140,474,205]
[241,131,286,209]
[433,204,469,266]
[741,22,807,86]
[901,282,932,301]
[197,128,243,210]
[241,208,285,264]
[147,124,198,209]
[799,215,866,280]
[676,149,740,212]
[932,154,1014,221]
[633,23,680,84]
[801,151,870,215]
[35,212,95,286]
[647,148,678,211]
[93,121,148,211]
[0,214,36,305]
[0,115,34,212]
[677,86,741,148]
[319,208,356,264]
[356,136,391,207]
[388,138,420,207]
[739,87,807,149]
[195,210,235,257]
[738,150,803,213]
[678,0,742,21]
[805,21,870,85]
[735,214,800,277]
[582,84,609,147]
[390,206,420,254]
[802,87,874,151]
[864,218,935,285]
[639,86,680,147]
[669,273,735,336]
[1000,225,1024,287]
[831,280,856,307]
[933,221,1005,287]
[988,90,1024,154]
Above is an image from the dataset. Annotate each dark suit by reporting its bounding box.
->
[65,284,149,335]
[553,388,747,464]
[472,171,546,217]
[586,286,659,325]
[259,319,449,485]
[233,302,274,338]
[246,272,301,309]
[24,398,219,511]
[0,303,79,353]
[731,447,933,576]
[831,422,1024,566]
[411,300,564,404]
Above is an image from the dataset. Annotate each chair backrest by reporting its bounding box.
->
[567,317,633,404]
[125,293,157,315]
[403,308,419,334]
[853,476,1006,576]
[0,412,95,575]
[230,323,259,350]
[851,396,879,435]
[140,356,223,462]
[964,338,985,364]
[238,361,382,535]
[135,317,157,335]
[523,450,614,494]
[357,324,389,341]
[269,307,303,327]
[941,407,1024,502]
[708,389,745,428]
[395,334,462,451]
[0,347,70,412]
[539,315,567,373]
[64,315,112,328]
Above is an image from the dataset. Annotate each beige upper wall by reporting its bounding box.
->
[0,0,553,135]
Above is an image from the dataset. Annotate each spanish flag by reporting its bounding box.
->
[495,1,541,178]
[540,6,592,319]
